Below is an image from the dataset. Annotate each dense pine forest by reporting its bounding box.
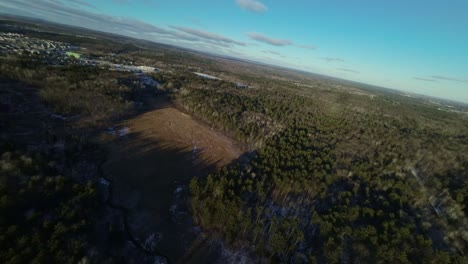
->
[0,58,156,262]
[154,70,468,262]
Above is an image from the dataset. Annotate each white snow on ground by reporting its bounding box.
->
[217,241,253,264]
[144,233,162,251]
[99,177,110,186]
[107,126,130,137]
[118,127,130,137]
[193,72,221,80]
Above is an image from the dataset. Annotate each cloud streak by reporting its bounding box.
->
[431,75,468,83]
[66,0,96,9]
[235,0,268,13]
[413,77,437,82]
[413,75,467,83]
[247,32,292,46]
[172,26,246,46]
[337,68,359,73]
[261,50,285,58]
[112,0,157,7]
[1,0,166,34]
[320,57,344,62]
[297,44,316,50]
[0,0,248,50]
[262,50,281,56]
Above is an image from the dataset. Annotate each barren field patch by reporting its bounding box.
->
[102,96,242,262]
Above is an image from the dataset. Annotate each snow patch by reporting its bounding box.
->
[51,114,67,120]
[193,72,221,80]
[218,242,253,264]
[143,233,162,252]
[118,127,129,137]
[106,126,130,137]
[99,177,110,186]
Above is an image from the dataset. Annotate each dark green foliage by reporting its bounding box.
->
[181,78,468,262]
[0,151,97,264]
[0,58,138,126]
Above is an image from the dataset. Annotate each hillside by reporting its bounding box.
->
[0,17,467,263]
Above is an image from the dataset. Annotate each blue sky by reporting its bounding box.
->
[1,0,467,103]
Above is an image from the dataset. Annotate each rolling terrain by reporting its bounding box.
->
[0,16,467,263]
[102,95,242,262]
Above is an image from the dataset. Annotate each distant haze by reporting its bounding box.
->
[1,0,467,103]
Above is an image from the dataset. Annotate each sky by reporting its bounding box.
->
[1,0,467,103]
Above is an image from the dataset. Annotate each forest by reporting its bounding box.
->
[0,150,98,263]
[0,54,156,263]
[1,18,467,263]
[154,69,468,262]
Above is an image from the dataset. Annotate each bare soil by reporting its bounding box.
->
[101,95,242,263]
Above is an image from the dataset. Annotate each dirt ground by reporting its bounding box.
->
[120,101,240,168]
[101,95,242,263]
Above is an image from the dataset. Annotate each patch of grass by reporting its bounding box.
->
[66,51,81,59]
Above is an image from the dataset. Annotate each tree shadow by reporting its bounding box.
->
[0,76,55,147]
[100,94,247,263]
[0,76,250,263]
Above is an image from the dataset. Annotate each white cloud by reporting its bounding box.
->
[413,77,437,82]
[0,0,247,49]
[431,75,467,83]
[320,57,345,62]
[172,26,246,46]
[247,32,292,46]
[235,0,268,13]
[297,44,316,50]
[337,68,359,74]
[66,0,96,9]
[262,50,281,56]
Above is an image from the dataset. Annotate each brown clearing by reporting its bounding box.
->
[101,95,242,262]
[123,103,240,168]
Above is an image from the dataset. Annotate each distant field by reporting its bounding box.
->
[66,51,80,58]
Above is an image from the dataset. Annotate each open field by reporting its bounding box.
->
[101,95,242,262]
[66,51,80,58]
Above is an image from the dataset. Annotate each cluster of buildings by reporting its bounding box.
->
[0,32,90,66]
[0,32,70,56]
[0,32,161,89]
